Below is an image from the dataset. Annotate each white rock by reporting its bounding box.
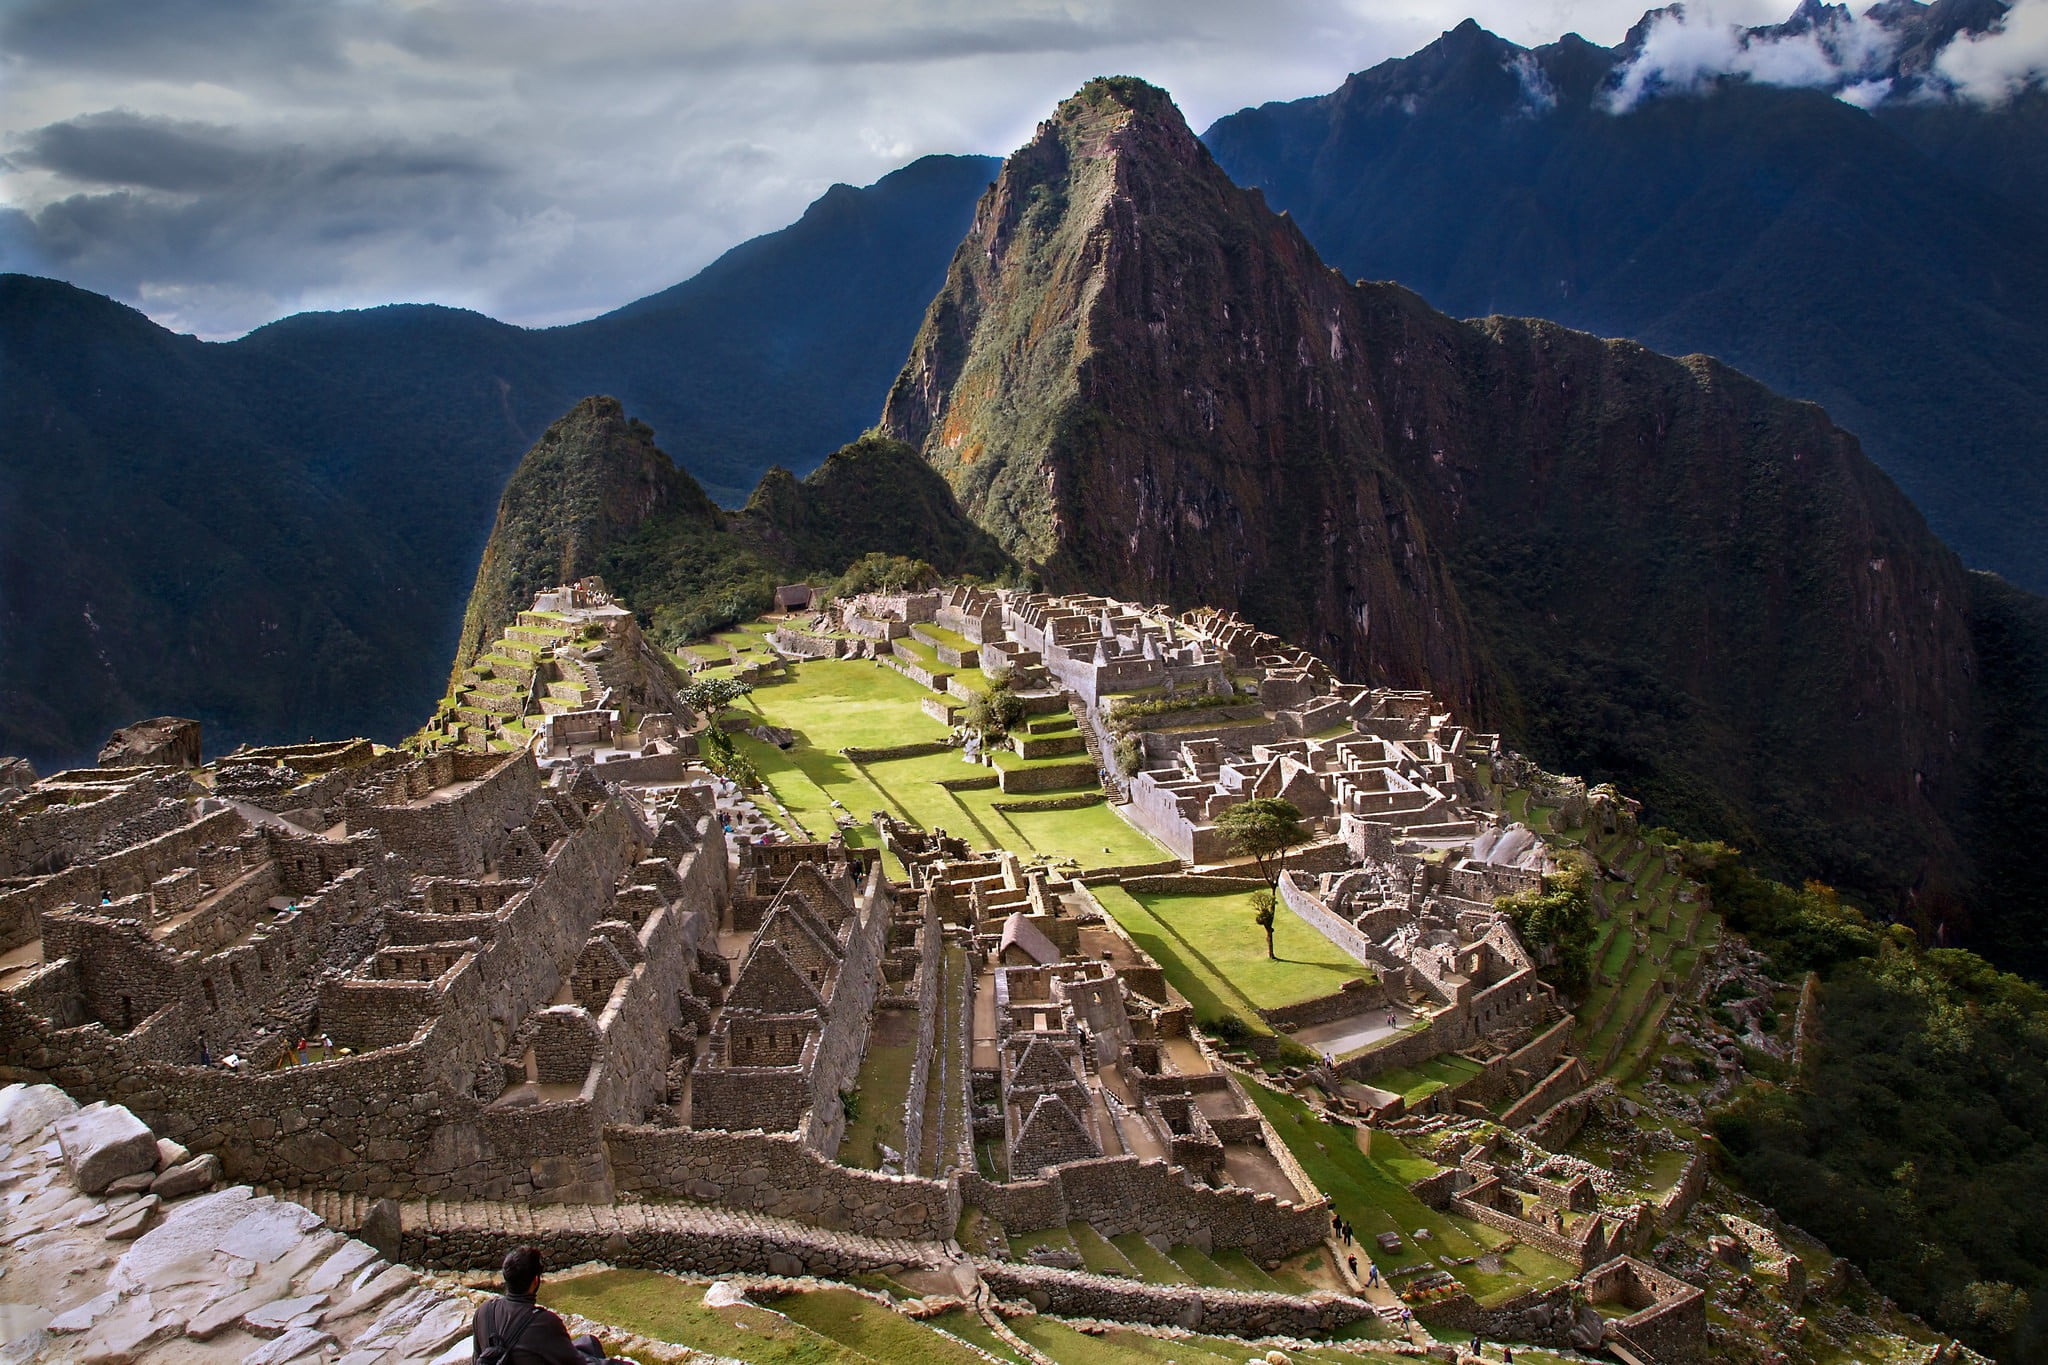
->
[429,1338,475,1365]
[242,1325,337,1365]
[0,1085,78,1144]
[155,1138,191,1170]
[305,1239,379,1295]
[215,1198,324,1264]
[244,1294,331,1335]
[394,1299,473,1358]
[47,1290,121,1334]
[703,1280,748,1309]
[111,1185,254,1293]
[150,1153,221,1200]
[53,1104,157,1195]
[78,1292,171,1364]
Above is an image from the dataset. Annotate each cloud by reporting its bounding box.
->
[1603,4,1897,112]
[0,0,1860,337]
[1505,50,1560,115]
[1936,0,2048,102]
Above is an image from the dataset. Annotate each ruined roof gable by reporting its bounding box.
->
[726,941,825,1014]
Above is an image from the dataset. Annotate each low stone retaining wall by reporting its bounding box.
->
[395,1199,936,1280]
[842,741,954,763]
[997,760,1098,794]
[1121,874,1266,894]
[960,1151,1328,1264]
[991,793,1106,813]
[604,1126,958,1242]
[937,774,1002,792]
[1263,980,1387,1032]
[979,1262,1371,1338]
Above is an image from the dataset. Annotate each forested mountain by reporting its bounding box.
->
[879,77,2048,968]
[1202,1,2048,595]
[0,154,997,767]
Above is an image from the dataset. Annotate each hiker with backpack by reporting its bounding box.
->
[473,1246,606,1365]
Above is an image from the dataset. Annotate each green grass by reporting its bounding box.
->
[926,1311,1028,1362]
[1068,1220,1137,1275]
[1243,1083,1575,1306]
[772,1287,992,1365]
[1367,1055,1484,1107]
[1108,1233,1193,1283]
[731,658,1170,870]
[839,1037,914,1169]
[541,1269,863,1364]
[1091,885,1366,1020]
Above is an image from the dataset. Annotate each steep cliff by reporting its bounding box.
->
[883,78,1979,904]
[882,78,1490,715]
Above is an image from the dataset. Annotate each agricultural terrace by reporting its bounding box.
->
[1090,884,1370,1028]
[708,650,1168,872]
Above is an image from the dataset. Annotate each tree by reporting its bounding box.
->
[681,675,754,717]
[1251,889,1278,960]
[961,680,1027,741]
[1215,797,1310,893]
[1495,864,1595,988]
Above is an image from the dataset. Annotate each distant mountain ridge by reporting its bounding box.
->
[0,154,998,767]
[1202,0,2048,595]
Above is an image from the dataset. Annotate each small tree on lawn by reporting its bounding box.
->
[1251,889,1278,960]
[961,680,1027,744]
[681,675,754,720]
[1215,796,1310,894]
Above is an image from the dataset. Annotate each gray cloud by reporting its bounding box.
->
[0,0,1804,338]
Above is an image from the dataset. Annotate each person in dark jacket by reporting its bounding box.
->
[472,1247,605,1365]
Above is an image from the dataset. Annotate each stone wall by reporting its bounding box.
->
[0,769,196,886]
[400,1206,923,1280]
[345,751,542,878]
[1262,981,1388,1032]
[604,1126,958,1242]
[960,1153,1328,1264]
[996,760,1098,795]
[978,1262,1371,1338]
[1,802,242,953]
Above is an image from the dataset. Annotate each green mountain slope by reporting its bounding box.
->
[452,397,1011,676]
[0,154,997,767]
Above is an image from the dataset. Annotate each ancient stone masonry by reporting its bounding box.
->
[2,734,737,1206]
[428,577,700,763]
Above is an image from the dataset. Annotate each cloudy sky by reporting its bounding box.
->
[0,0,2029,338]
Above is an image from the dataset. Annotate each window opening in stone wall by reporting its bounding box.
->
[229,962,245,995]
[203,979,218,1010]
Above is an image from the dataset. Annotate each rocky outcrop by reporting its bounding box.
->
[882,76,1981,904]
[98,717,201,769]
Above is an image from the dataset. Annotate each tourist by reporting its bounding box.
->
[472,1246,605,1365]
[1348,1254,1359,1279]
[1502,1348,1514,1364]
[1367,1263,1380,1288]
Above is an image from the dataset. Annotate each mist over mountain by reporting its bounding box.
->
[0,153,996,768]
[1203,0,2048,595]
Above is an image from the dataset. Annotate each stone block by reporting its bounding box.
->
[151,1154,222,1200]
[55,1103,159,1194]
[0,1083,79,1143]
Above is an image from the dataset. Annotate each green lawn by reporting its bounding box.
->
[733,658,1168,870]
[773,1287,992,1365]
[542,1270,864,1364]
[839,1036,914,1169]
[1243,1083,1576,1306]
[1091,885,1367,1021]
[1367,1055,1484,1107]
